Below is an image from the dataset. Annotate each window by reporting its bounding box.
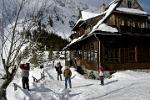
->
[84,51,87,60]
[94,52,98,63]
[88,51,90,61]
[90,44,94,61]
[128,0,132,8]
[141,23,145,28]
[132,21,135,27]
[104,48,120,63]
[124,47,135,63]
[121,19,124,26]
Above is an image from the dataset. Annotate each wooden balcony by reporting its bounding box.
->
[119,26,150,34]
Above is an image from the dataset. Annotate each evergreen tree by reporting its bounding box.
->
[31,29,69,51]
[29,48,39,67]
[48,50,54,61]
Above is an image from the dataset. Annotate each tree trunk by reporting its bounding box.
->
[0,78,12,100]
[0,68,17,100]
[0,88,7,100]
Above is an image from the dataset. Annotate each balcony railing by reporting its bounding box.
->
[120,26,150,34]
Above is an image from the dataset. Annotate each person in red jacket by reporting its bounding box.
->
[99,65,105,85]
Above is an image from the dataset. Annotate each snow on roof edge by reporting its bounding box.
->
[67,0,120,49]
[95,23,118,33]
[72,18,84,31]
[108,0,120,6]
[81,11,100,20]
[116,7,148,15]
[63,35,85,50]
[72,11,106,31]
[89,0,119,35]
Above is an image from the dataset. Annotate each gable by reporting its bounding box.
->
[118,0,143,10]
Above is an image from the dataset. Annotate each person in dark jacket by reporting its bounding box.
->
[20,63,30,90]
[63,66,72,89]
[55,62,62,81]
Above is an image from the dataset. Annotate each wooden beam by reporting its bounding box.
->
[119,48,121,63]
[135,46,138,62]
[97,40,100,70]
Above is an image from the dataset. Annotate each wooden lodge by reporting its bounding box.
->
[64,0,150,73]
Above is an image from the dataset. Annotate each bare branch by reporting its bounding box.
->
[10,38,26,58]
[6,0,25,66]
[10,39,28,66]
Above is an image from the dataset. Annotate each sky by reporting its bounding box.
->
[140,0,150,14]
[91,0,150,14]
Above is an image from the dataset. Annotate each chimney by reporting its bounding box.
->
[100,3,106,13]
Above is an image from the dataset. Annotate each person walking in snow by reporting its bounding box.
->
[55,62,62,81]
[40,64,45,78]
[63,66,72,89]
[99,65,105,85]
[20,63,30,91]
[52,60,55,68]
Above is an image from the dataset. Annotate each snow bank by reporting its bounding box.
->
[6,59,150,100]
[70,68,84,79]
[112,70,150,80]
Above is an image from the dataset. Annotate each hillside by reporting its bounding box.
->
[1,0,149,38]
[0,0,101,38]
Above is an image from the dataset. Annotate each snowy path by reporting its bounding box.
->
[6,61,150,100]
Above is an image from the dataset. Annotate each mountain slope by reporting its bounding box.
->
[1,0,149,39]
[0,0,100,38]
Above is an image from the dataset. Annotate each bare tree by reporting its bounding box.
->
[0,0,52,99]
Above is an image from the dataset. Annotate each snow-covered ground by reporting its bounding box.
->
[7,59,150,100]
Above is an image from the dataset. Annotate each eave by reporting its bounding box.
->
[114,11,149,17]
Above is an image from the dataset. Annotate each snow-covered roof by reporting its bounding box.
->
[108,0,119,6]
[67,0,150,49]
[65,0,120,49]
[63,35,85,50]
[89,0,119,35]
[65,24,118,50]
[95,23,118,33]
[72,19,84,29]
[116,7,148,15]
[81,10,101,21]
[72,11,105,31]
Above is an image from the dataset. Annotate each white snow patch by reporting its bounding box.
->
[63,35,85,50]
[89,0,119,35]
[81,10,100,21]
[96,23,118,33]
[4,59,150,100]
[116,7,148,15]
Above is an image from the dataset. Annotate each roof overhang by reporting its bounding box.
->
[64,30,150,50]
[95,32,150,47]
[113,10,149,17]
